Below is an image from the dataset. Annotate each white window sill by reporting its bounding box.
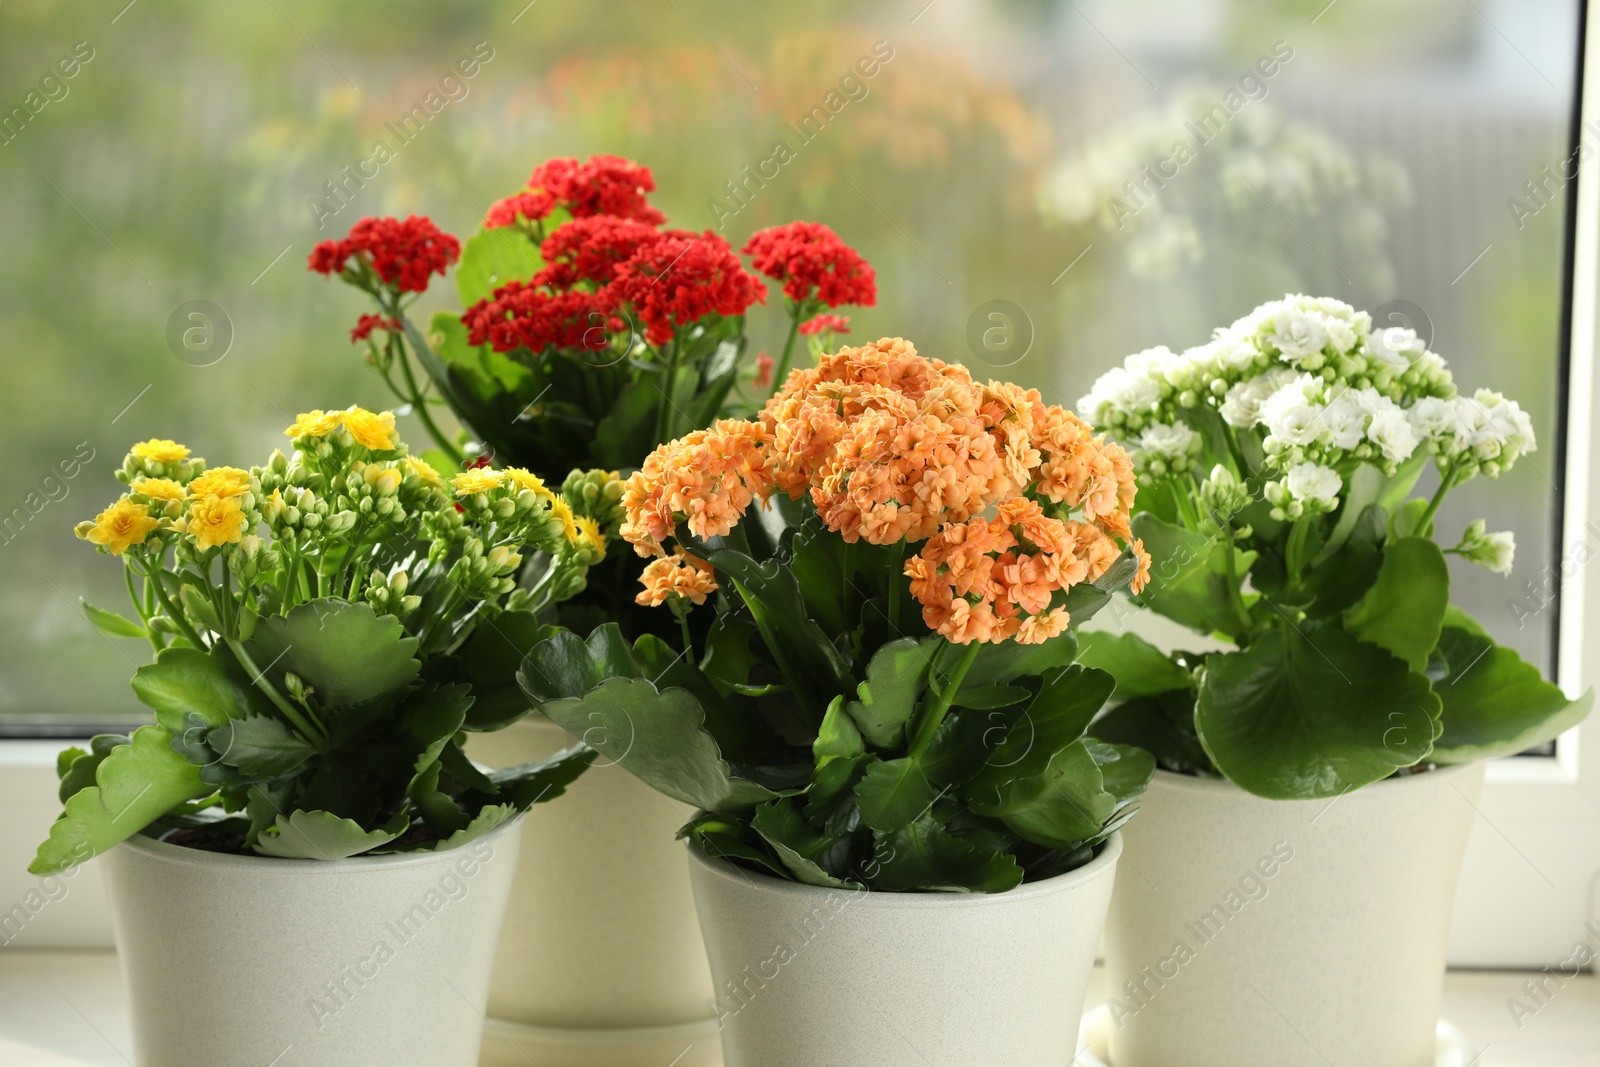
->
[0,952,1594,1066]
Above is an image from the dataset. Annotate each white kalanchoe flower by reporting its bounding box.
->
[1321,391,1369,450]
[1455,519,1516,576]
[1263,308,1331,366]
[1366,409,1419,465]
[1259,376,1327,449]
[1138,422,1199,460]
[1284,461,1343,510]
[1407,396,1456,441]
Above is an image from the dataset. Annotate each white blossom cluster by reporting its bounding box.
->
[1080,295,1536,552]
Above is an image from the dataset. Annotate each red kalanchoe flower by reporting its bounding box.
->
[461,282,619,354]
[742,222,876,308]
[349,314,402,343]
[798,313,851,337]
[612,231,767,346]
[752,352,774,390]
[485,191,558,229]
[537,216,676,290]
[307,215,461,293]
[528,154,666,223]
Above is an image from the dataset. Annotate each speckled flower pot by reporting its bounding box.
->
[465,716,720,1066]
[100,816,522,1067]
[687,833,1122,1067]
[1102,764,1485,1067]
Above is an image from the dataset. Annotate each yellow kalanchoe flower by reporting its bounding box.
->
[83,498,160,555]
[184,494,248,550]
[187,466,252,499]
[573,515,606,562]
[451,468,506,497]
[341,406,396,451]
[404,455,444,489]
[505,467,556,502]
[284,409,343,439]
[551,496,579,544]
[130,477,187,503]
[131,439,190,464]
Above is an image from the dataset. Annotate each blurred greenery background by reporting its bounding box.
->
[0,0,1579,724]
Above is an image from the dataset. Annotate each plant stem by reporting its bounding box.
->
[1416,461,1459,539]
[1218,523,1255,639]
[225,636,328,748]
[146,567,207,650]
[679,612,694,659]
[392,329,460,464]
[907,641,982,759]
[769,310,803,395]
[654,329,683,444]
[887,538,906,636]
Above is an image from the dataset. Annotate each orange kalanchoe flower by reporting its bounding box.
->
[620,336,1150,644]
[636,552,719,608]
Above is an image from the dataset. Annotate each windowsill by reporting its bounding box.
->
[0,952,1593,1066]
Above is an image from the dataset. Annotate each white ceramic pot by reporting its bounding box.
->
[100,815,522,1067]
[687,833,1123,1067]
[1102,763,1486,1067]
[465,716,719,1067]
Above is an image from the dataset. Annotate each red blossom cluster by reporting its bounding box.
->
[349,314,402,343]
[799,313,851,337]
[307,215,460,293]
[484,154,666,229]
[460,283,616,353]
[742,222,877,309]
[611,231,767,346]
[536,216,680,290]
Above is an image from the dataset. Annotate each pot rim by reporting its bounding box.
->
[114,810,524,874]
[1148,760,1483,799]
[686,830,1122,909]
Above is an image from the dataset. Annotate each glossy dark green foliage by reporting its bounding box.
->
[523,506,1153,893]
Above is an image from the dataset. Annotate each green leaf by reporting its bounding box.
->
[967,666,1114,791]
[960,632,1081,691]
[1077,631,1191,699]
[398,684,473,795]
[968,741,1114,850]
[457,611,556,730]
[1429,628,1594,763]
[1090,689,1214,776]
[843,637,936,749]
[455,227,542,307]
[57,735,127,804]
[872,815,1024,893]
[1087,739,1156,803]
[209,714,315,779]
[1345,537,1450,672]
[252,809,409,860]
[427,803,521,852]
[591,381,667,471]
[540,677,779,811]
[853,757,937,832]
[248,601,420,708]
[30,726,211,874]
[710,549,853,714]
[474,745,597,809]
[132,646,275,735]
[685,815,788,879]
[1130,513,1255,640]
[814,696,864,764]
[1195,626,1440,799]
[950,685,1031,710]
[751,799,853,888]
[82,600,147,639]
[518,624,641,704]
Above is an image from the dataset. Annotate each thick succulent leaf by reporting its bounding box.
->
[518,623,641,704]
[425,802,522,852]
[1345,537,1450,672]
[57,734,128,804]
[31,726,212,874]
[1077,631,1191,699]
[455,227,542,307]
[685,815,789,879]
[710,548,853,712]
[252,808,410,860]
[1195,626,1440,799]
[872,814,1024,893]
[540,677,779,811]
[853,757,938,832]
[248,600,420,708]
[969,741,1114,850]
[1090,688,1214,777]
[751,799,854,888]
[959,631,1079,691]
[209,714,316,780]
[132,646,275,734]
[1130,512,1256,640]
[1429,627,1594,763]
[966,666,1115,794]
[814,696,865,764]
[457,610,557,730]
[476,744,598,809]
[843,637,936,748]
[82,601,148,639]
[1085,738,1157,803]
[397,684,473,795]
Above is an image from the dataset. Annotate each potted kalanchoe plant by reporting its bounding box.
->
[1076,294,1593,1067]
[35,409,602,1067]
[517,338,1157,1067]
[307,154,878,1061]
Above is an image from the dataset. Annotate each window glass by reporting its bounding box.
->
[0,0,1578,724]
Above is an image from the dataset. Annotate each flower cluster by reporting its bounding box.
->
[485,154,666,229]
[622,338,1148,643]
[308,215,460,294]
[742,222,878,310]
[1080,295,1536,526]
[611,231,767,345]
